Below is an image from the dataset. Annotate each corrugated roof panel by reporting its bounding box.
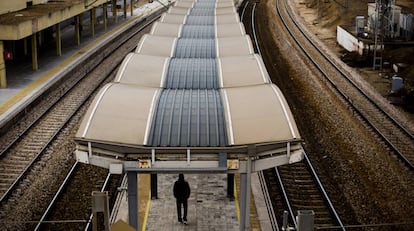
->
[193,2,217,8]
[181,25,215,38]
[148,89,227,147]
[174,38,216,58]
[166,58,218,89]
[185,15,215,25]
[189,8,215,16]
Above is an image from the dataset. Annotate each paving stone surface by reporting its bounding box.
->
[145,174,239,231]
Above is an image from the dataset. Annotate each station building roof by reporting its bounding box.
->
[0,0,108,40]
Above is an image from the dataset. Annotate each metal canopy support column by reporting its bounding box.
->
[151,174,158,199]
[0,41,6,88]
[130,0,134,16]
[24,38,28,56]
[90,8,96,37]
[113,0,118,23]
[227,174,234,200]
[103,3,108,31]
[127,171,139,229]
[31,33,38,70]
[240,146,254,231]
[75,15,81,46]
[55,23,62,56]
[240,173,247,231]
[239,164,252,230]
[124,0,127,19]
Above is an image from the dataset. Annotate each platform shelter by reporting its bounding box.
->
[74,0,304,229]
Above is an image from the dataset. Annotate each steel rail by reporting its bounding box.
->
[303,151,346,230]
[34,162,80,231]
[274,150,346,229]
[251,3,262,56]
[283,0,414,142]
[274,167,297,228]
[276,0,414,170]
[83,172,113,231]
[258,171,279,231]
[240,1,249,22]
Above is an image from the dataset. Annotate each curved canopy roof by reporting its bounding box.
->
[149,22,246,38]
[173,0,235,9]
[75,0,303,171]
[159,13,240,25]
[114,53,270,88]
[167,6,236,15]
[76,83,299,147]
[135,34,254,57]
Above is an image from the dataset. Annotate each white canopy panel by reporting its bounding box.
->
[222,84,300,145]
[114,53,270,88]
[159,13,240,24]
[75,83,300,147]
[167,6,236,15]
[135,34,254,57]
[149,21,246,38]
[76,84,160,146]
[173,0,235,8]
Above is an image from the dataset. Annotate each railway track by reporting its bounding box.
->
[240,1,345,229]
[0,8,166,229]
[263,151,345,230]
[33,162,121,230]
[276,0,414,170]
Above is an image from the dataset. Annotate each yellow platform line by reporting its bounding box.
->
[234,176,241,224]
[141,191,151,231]
[234,174,261,230]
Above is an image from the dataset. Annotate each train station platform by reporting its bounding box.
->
[111,173,266,230]
[0,0,169,127]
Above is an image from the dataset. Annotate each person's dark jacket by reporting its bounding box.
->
[173,174,190,201]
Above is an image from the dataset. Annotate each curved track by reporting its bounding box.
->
[276,0,414,170]
[240,1,345,229]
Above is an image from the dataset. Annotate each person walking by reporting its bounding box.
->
[173,174,191,224]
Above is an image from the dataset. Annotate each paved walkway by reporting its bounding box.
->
[146,174,239,231]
